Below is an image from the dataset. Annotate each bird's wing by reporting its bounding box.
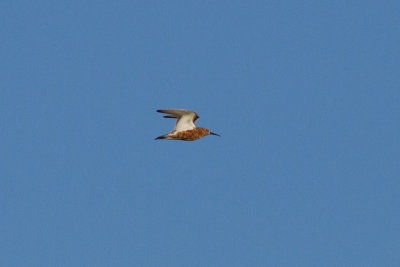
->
[157,109,198,131]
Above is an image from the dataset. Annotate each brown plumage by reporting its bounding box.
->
[155,109,220,141]
[174,127,211,141]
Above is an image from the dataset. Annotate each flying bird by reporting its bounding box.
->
[155,109,220,141]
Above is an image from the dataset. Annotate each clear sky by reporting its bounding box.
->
[1,1,399,266]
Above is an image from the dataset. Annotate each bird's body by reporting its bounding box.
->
[156,127,211,141]
[155,109,220,141]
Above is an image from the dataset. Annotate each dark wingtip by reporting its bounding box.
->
[155,136,165,140]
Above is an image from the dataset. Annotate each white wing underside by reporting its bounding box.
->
[157,109,197,132]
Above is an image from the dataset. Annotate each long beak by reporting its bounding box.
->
[210,132,221,137]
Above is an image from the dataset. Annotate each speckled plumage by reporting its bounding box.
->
[174,127,210,141]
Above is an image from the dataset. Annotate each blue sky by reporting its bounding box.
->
[1,1,399,266]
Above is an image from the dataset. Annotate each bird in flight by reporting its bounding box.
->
[155,109,220,141]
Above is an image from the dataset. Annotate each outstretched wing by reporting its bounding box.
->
[157,109,199,131]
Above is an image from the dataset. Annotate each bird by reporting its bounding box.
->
[155,109,220,141]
